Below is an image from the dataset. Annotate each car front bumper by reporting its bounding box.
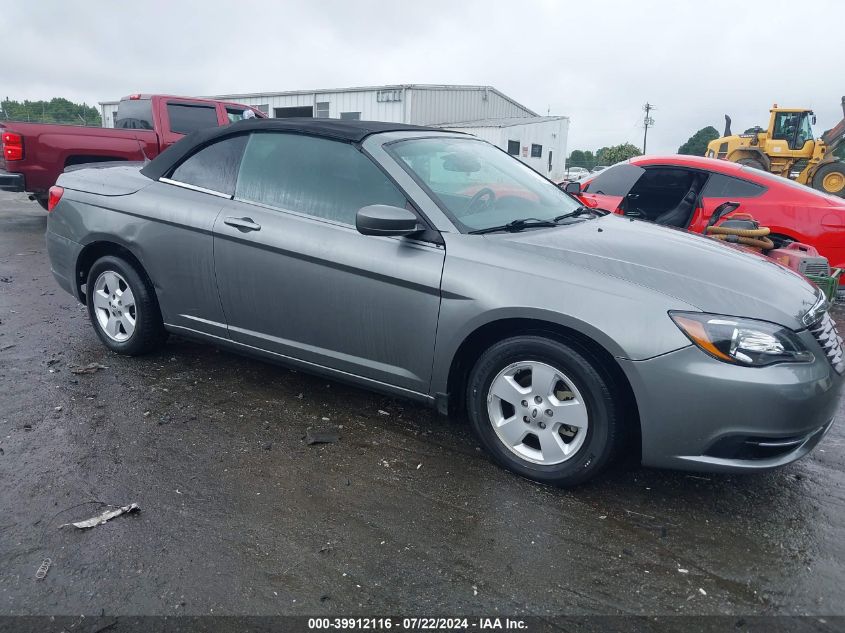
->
[0,169,24,192]
[620,333,843,472]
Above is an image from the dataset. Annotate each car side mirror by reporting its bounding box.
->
[356,205,422,237]
[562,181,581,194]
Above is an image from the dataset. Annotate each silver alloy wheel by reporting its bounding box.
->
[486,361,589,465]
[92,270,136,342]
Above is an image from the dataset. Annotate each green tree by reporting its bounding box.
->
[595,147,608,165]
[600,143,642,165]
[0,97,101,126]
[678,126,719,155]
[567,149,586,169]
[570,146,643,169]
[567,149,599,170]
[744,126,763,134]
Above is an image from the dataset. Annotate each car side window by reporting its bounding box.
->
[166,103,220,135]
[235,132,407,225]
[582,163,645,196]
[701,173,766,198]
[169,135,249,196]
[226,108,246,123]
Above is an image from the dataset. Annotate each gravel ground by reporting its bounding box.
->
[1,191,844,618]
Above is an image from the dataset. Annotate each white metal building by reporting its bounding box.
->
[99,84,569,177]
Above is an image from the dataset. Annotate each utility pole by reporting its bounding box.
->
[642,102,656,154]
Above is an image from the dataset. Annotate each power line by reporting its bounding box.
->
[642,102,656,153]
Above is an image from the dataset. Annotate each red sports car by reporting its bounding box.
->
[568,155,845,272]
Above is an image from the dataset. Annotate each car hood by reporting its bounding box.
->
[493,215,821,330]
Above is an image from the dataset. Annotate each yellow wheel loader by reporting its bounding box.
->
[705,97,845,197]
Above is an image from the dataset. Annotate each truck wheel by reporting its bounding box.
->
[34,195,49,211]
[737,158,766,170]
[86,255,167,355]
[466,336,621,487]
[813,163,845,197]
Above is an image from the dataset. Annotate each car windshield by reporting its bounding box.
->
[390,137,582,232]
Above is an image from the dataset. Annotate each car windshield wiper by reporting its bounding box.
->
[469,207,610,235]
[553,206,607,221]
[469,218,559,235]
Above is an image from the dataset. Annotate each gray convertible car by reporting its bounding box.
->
[46,118,843,486]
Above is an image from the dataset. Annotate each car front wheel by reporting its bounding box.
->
[86,255,167,355]
[466,336,620,487]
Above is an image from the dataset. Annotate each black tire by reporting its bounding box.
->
[737,157,766,170]
[86,255,167,355]
[34,195,49,211]
[812,162,845,197]
[466,336,620,487]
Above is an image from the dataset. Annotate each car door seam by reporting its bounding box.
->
[210,207,231,337]
[426,245,448,397]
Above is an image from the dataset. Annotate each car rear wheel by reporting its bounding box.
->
[86,255,167,355]
[466,336,620,487]
[813,163,845,197]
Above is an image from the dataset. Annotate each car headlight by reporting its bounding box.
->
[669,312,814,367]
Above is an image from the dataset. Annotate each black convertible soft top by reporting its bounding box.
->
[140,118,442,181]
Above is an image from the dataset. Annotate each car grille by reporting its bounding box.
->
[809,311,845,374]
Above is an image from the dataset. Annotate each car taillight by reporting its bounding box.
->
[1,132,23,161]
[47,186,64,212]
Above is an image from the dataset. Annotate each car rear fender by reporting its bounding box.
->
[47,187,153,295]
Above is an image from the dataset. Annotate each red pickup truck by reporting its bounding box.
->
[0,94,264,208]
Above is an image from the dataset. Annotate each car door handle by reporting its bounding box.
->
[223,217,261,232]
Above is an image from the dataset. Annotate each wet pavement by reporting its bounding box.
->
[1,191,844,617]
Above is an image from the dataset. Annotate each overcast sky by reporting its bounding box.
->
[3,0,843,154]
